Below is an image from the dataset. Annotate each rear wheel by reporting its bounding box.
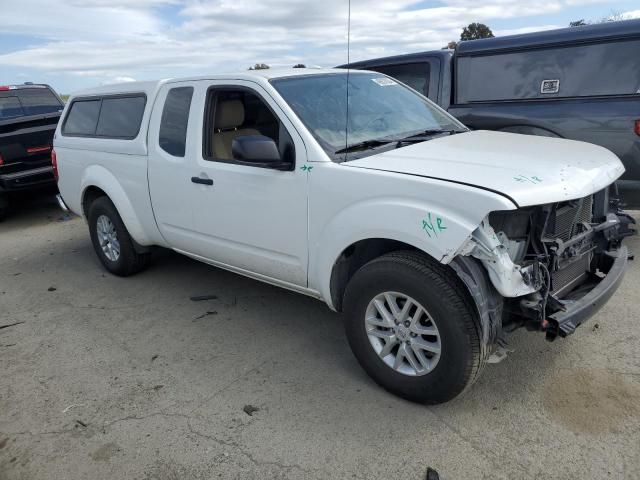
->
[343,251,484,404]
[88,196,150,276]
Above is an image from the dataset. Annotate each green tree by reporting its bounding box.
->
[570,12,628,27]
[249,63,270,70]
[460,23,494,41]
[600,12,627,23]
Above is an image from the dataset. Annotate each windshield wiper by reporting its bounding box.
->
[402,129,462,139]
[335,138,397,154]
[335,129,464,155]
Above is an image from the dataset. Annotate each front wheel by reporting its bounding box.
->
[88,196,150,276]
[343,251,485,404]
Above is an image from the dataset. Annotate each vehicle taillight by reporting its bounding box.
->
[27,146,52,154]
[51,148,59,182]
[0,86,10,91]
[0,153,4,166]
[635,119,640,137]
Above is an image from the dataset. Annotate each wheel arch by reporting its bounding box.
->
[329,238,423,312]
[80,165,153,246]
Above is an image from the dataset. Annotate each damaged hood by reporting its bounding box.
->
[344,130,625,207]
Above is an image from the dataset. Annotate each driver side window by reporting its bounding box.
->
[203,88,295,166]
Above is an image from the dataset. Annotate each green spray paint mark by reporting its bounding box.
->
[422,213,447,238]
[514,174,543,184]
[300,164,313,172]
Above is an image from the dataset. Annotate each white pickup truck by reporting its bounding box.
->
[54,68,634,403]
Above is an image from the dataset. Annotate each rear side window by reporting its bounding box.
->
[63,100,101,135]
[159,87,194,157]
[371,63,431,97]
[96,96,146,138]
[62,94,146,139]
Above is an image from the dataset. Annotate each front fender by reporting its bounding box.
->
[80,165,152,245]
[311,195,510,309]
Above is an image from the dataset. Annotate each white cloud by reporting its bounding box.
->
[0,0,165,42]
[106,76,137,84]
[0,0,635,91]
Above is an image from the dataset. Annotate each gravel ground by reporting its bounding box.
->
[1,193,639,480]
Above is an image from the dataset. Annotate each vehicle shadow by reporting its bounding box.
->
[0,187,62,231]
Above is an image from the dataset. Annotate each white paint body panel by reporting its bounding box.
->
[54,68,625,310]
[347,130,625,207]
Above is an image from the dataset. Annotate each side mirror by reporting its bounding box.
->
[232,135,283,164]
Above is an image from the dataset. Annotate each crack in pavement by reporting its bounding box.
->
[424,408,531,479]
[101,411,335,479]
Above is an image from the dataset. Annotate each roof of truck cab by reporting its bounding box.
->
[339,50,453,69]
[457,18,640,56]
[68,68,353,98]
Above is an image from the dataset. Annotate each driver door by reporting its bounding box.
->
[184,80,309,287]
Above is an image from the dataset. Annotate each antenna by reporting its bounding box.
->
[345,0,351,159]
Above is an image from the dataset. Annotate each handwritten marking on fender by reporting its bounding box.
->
[422,213,447,238]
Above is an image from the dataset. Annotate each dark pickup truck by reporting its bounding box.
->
[343,19,640,207]
[0,83,64,220]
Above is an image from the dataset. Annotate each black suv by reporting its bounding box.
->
[0,83,64,220]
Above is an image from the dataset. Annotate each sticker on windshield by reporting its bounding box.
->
[372,77,397,86]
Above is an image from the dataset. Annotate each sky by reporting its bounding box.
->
[0,0,639,94]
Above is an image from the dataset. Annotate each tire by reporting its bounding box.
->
[343,250,484,404]
[87,196,150,276]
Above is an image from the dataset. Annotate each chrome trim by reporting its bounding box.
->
[0,166,53,180]
[56,194,69,212]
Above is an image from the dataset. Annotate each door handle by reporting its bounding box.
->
[191,176,213,186]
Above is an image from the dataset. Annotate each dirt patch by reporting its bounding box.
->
[543,368,640,435]
[90,442,121,462]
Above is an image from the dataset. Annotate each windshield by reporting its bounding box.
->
[271,72,466,161]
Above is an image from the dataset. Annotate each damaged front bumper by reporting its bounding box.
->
[456,194,634,342]
[546,245,629,339]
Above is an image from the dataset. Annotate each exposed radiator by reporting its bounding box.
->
[552,255,591,296]
[547,195,593,242]
[546,195,594,296]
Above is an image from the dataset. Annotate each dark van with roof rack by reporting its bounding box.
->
[342,19,640,207]
[0,83,64,220]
